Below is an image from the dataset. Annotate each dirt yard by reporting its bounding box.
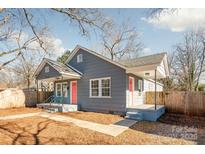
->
[56,111,123,124]
[0,108,203,145]
[0,107,42,116]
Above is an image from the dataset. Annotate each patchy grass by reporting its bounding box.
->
[0,107,42,116]
[56,111,123,125]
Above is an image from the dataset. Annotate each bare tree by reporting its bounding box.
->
[51,8,111,36]
[101,21,143,60]
[172,30,205,91]
[11,57,36,89]
[0,8,111,70]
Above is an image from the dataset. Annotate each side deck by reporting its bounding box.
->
[126,104,165,121]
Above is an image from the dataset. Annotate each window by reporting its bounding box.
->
[101,79,110,96]
[45,66,49,73]
[91,80,99,96]
[56,83,62,97]
[90,77,111,98]
[77,54,83,63]
[56,82,68,97]
[138,80,143,92]
[62,83,68,97]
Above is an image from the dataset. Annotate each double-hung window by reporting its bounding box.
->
[90,77,111,98]
[56,83,62,97]
[56,82,68,97]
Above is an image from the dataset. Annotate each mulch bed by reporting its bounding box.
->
[158,113,205,128]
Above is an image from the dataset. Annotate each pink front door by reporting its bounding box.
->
[71,81,77,104]
[129,77,134,106]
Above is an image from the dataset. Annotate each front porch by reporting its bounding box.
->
[33,58,82,112]
[126,104,165,122]
[125,55,169,121]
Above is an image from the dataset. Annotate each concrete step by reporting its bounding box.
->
[125,111,143,121]
[46,107,59,113]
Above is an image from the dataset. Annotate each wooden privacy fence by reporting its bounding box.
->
[145,92,165,105]
[145,91,205,116]
[24,90,53,107]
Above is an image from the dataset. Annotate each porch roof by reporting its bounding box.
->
[33,58,82,81]
[120,53,169,79]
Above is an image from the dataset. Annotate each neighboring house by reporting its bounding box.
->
[34,45,169,121]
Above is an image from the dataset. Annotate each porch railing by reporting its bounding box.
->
[42,95,67,107]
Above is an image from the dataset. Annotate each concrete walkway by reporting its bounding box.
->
[0,112,137,137]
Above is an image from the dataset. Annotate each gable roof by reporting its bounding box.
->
[66,45,168,71]
[33,58,82,78]
[118,52,167,68]
[65,45,127,70]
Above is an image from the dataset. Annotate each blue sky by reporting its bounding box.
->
[45,8,184,56]
[45,8,205,82]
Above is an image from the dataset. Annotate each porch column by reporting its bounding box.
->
[36,79,39,104]
[154,69,157,110]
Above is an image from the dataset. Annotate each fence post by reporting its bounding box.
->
[154,69,157,110]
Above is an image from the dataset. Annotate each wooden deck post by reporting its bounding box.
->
[154,69,157,110]
[36,79,39,104]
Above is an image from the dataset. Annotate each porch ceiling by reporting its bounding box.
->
[126,64,167,79]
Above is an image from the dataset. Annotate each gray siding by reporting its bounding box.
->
[68,49,127,113]
[37,63,61,80]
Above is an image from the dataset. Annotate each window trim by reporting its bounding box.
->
[77,54,83,63]
[89,77,111,98]
[55,82,68,97]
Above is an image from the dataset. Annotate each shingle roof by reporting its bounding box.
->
[118,52,166,68]
[44,58,81,76]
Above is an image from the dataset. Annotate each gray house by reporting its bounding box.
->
[34,45,169,121]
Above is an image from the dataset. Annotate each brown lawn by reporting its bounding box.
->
[0,116,195,145]
[0,107,42,116]
[56,111,123,124]
[0,108,203,144]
